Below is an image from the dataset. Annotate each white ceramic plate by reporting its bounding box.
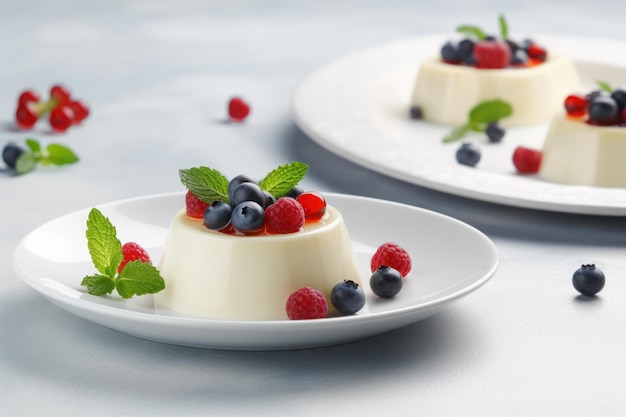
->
[292,35,626,216]
[13,192,497,350]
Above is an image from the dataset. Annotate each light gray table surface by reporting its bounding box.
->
[2,1,626,416]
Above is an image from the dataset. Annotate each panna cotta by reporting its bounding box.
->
[155,205,360,320]
[411,56,580,126]
[539,115,626,187]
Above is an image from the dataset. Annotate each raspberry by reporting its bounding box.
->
[285,287,328,320]
[185,190,209,219]
[265,197,305,234]
[118,242,152,274]
[227,97,250,122]
[370,242,412,278]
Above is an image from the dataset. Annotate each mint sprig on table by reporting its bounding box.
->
[443,99,513,143]
[15,138,79,175]
[179,161,308,203]
[81,208,165,298]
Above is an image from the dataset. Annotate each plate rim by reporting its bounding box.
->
[292,34,626,216]
[13,191,498,349]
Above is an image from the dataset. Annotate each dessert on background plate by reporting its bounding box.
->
[410,15,580,127]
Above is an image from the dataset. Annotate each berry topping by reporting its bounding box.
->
[526,43,547,62]
[203,201,233,231]
[370,266,403,298]
[456,142,481,167]
[441,41,461,64]
[185,190,209,219]
[587,96,619,125]
[296,191,327,221]
[485,122,505,143]
[370,242,412,278]
[572,264,605,296]
[227,97,250,122]
[564,94,587,118]
[231,201,265,234]
[474,40,511,69]
[265,197,305,234]
[285,287,328,320]
[228,174,257,201]
[330,280,365,315]
[285,184,304,199]
[230,181,266,207]
[2,143,25,169]
[512,146,542,174]
[118,242,152,274]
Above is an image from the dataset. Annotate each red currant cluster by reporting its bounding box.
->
[564,86,626,126]
[15,84,89,133]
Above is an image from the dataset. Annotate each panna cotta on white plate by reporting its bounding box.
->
[539,116,626,187]
[156,205,360,321]
[411,56,579,126]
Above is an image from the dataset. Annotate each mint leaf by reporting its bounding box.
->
[443,125,471,143]
[597,81,613,93]
[45,144,80,165]
[456,25,487,40]
[179,166,230,203]
[15,152,37,175]
[259,162,308,197]
[81,274,115,296]
[469,99,512,124]
[499,15,508,39]
[25,138,41,156]
[86,208,123,278]
[115,261,165,299]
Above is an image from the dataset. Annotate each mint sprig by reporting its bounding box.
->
[597,80,613,93]
[180,161,309,203]
[13,138,79,175]
[498,15,508,39]
[443,99,513,143]
[456,25,487,40]
[81,208,165,298]
[259,161,308,198]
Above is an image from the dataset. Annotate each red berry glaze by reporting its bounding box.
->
[227,97,250,122]
[49,105,74,133]
[18,90,40,106]
[50,84,71,105]
[118,242,152,274]
[564,94,587,118]
[15,103,39,129]
[513,146,542,174]
[265,197,305,234]
[185,190,209,219]
[296,191,327,221]
[370,242,412,278]
[474,41,511,69]
[285,287,328,320]
[69,100,90,124]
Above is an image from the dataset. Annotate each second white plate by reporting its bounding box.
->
[13,192,497,350]
[293,34,626,216]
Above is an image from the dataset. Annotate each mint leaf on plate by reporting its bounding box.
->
[179,166,230,203]
[469,99,513,124]
[86,208,123,278]
[259,162,308,197]
[116,261,166,299]
[81,274,115,296]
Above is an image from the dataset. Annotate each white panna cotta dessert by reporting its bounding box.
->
[411,56,579,127]
[156,206,360,320]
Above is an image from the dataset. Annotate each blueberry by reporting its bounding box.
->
[458,38,475,64]
[585,89,609,103]
[231,182,266,207]
[572,264,605,296]
[228,174,256,202]
[486,122,506,143]
[263,190,276,209]
[610,88,626,110]
[588,96,619,124]
[519,38,534,51]
[231,201,265,233]
[370,266,403,298]
[440,41,460,62]
[409,105,423,120]
[455,143,481,167]
[510,48,528,65]
[203,201,232,230]
[2,143,25,169]
[330,280,365,315]
[285,184,304,199]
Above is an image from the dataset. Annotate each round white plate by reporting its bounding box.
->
[13,192,497,350]
[292,35,626,216]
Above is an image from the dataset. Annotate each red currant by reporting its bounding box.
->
[512,146,542,174]
[296,191,326,221]
[49,105,74,133]
[18,90,40,106]
[50,84,71,105]
[474,41,511,69]
[526,43,547,62]
[69,100,90,124]
[15,103,39,129]
[564,94,587,118]
[227,97,250,122]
